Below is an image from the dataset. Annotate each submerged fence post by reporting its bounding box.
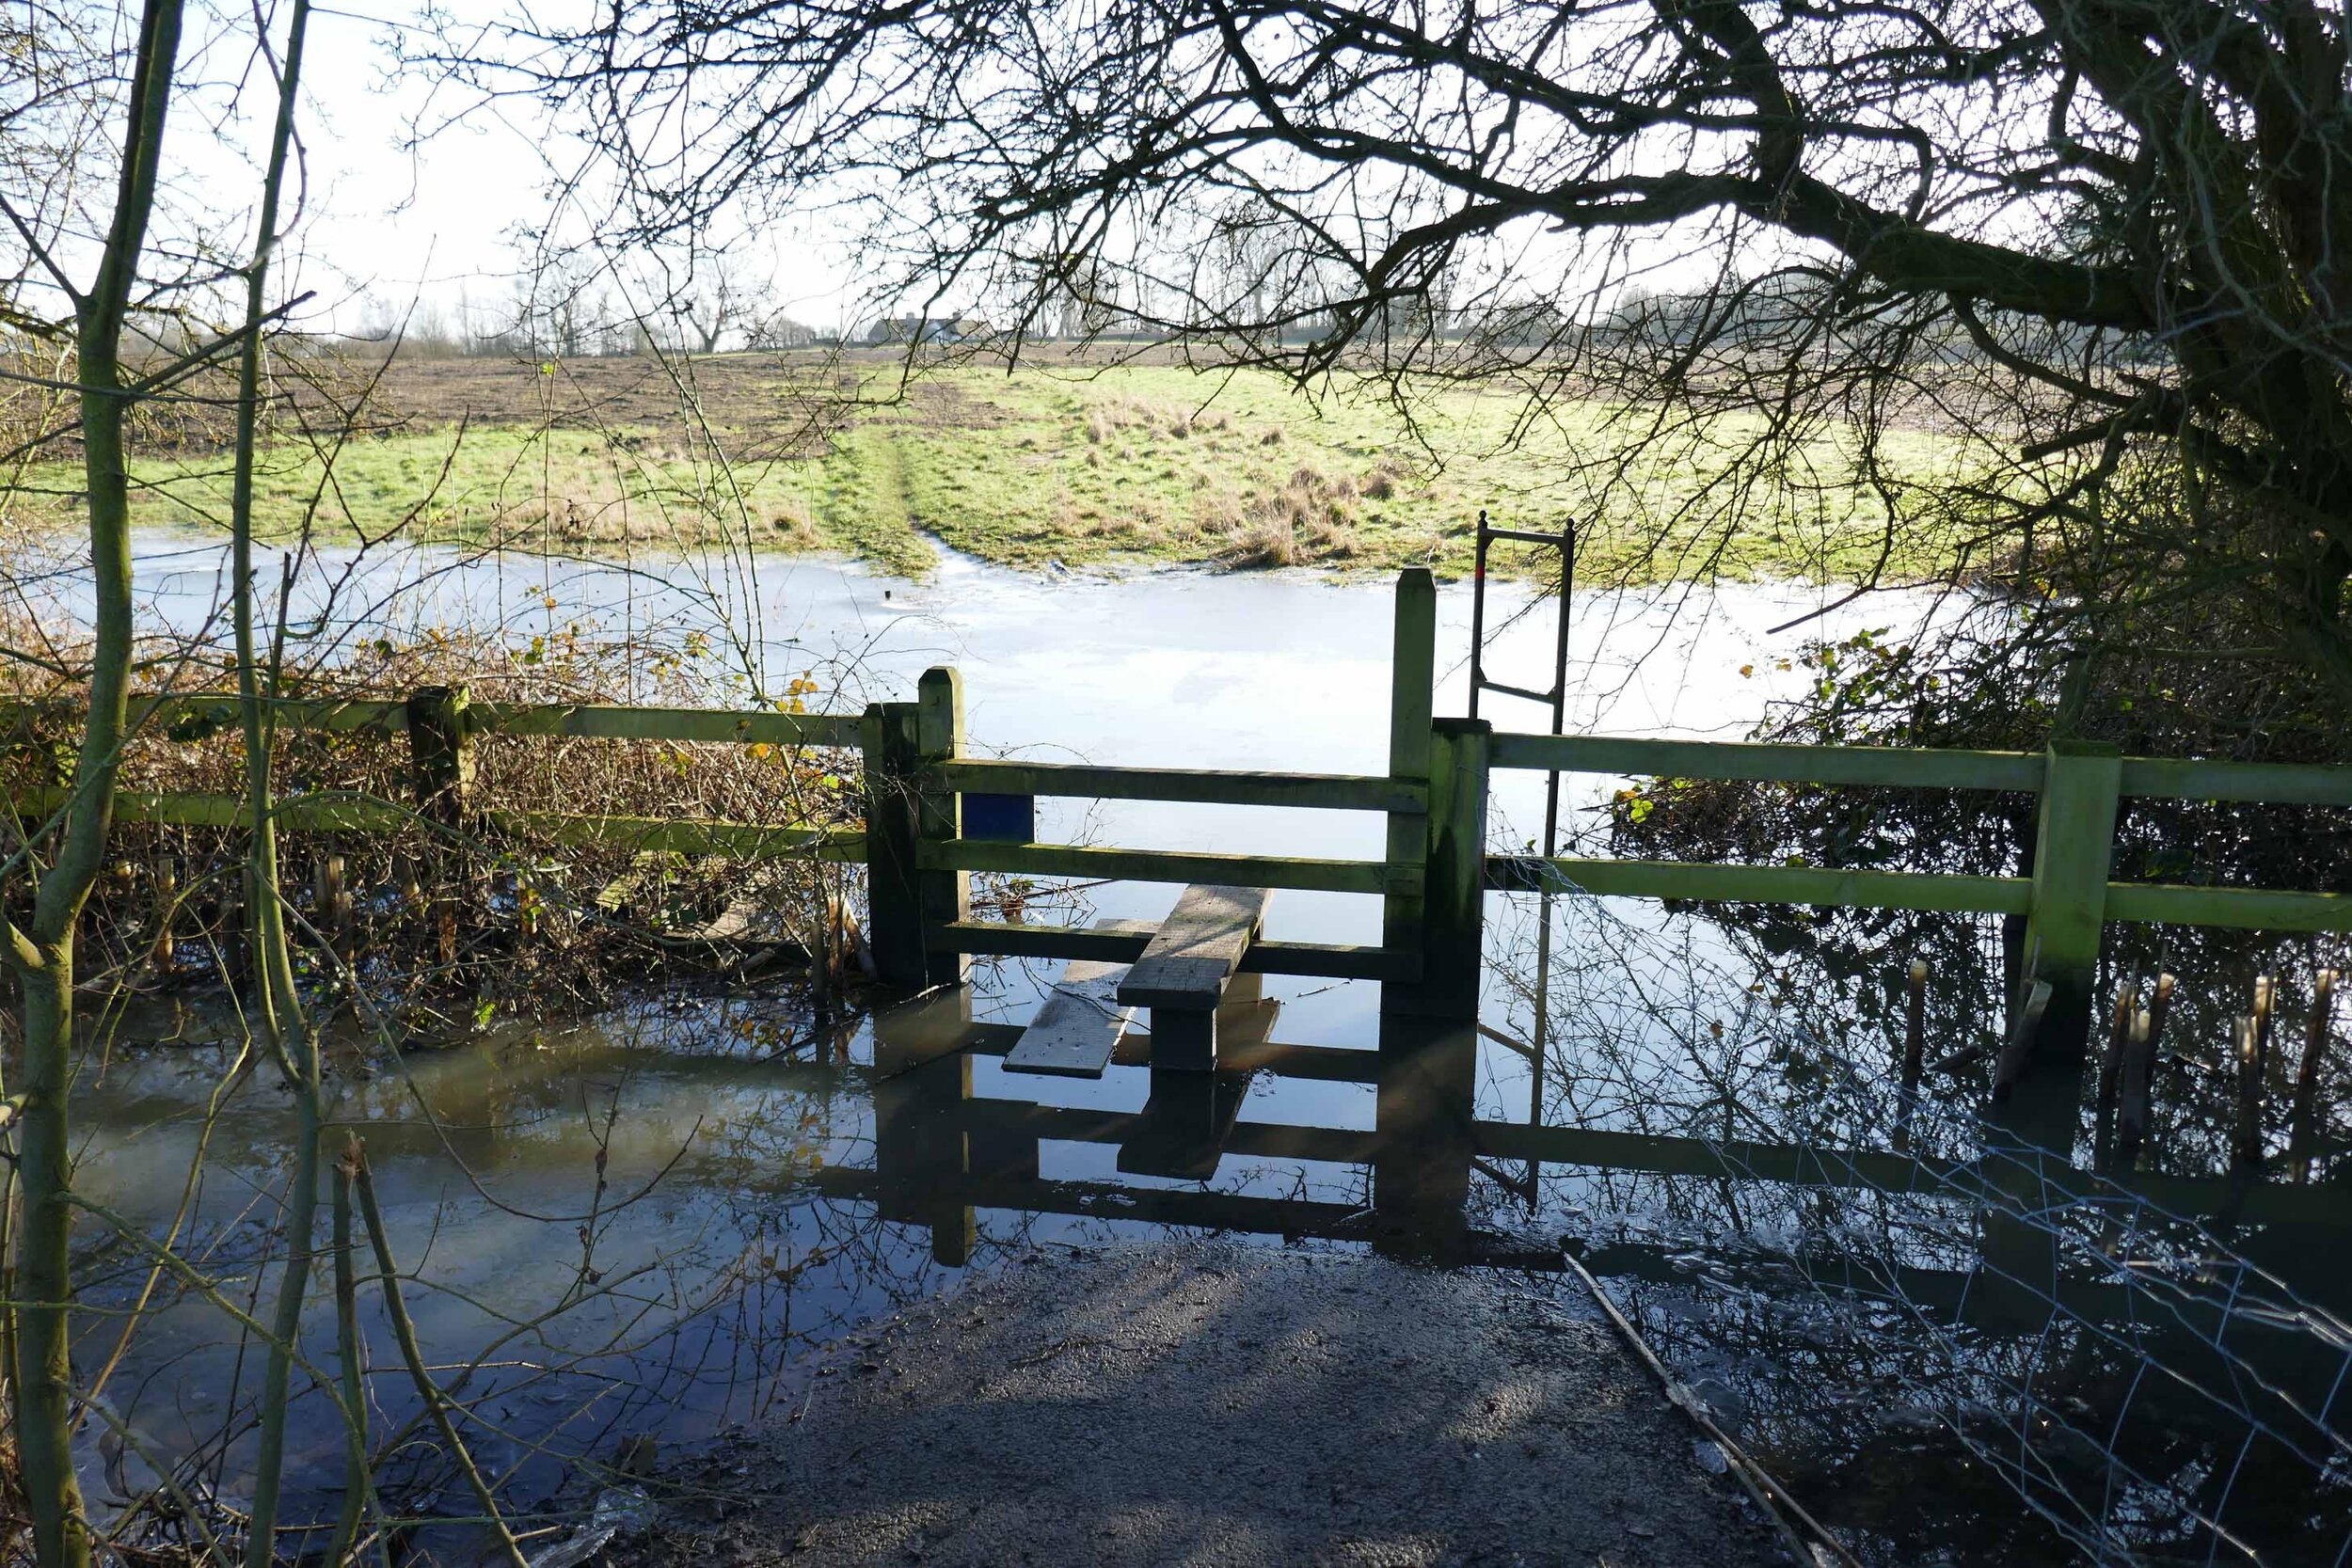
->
[1381,569,1437,999]
[2094,976,2138,1155]
[406,686,474,825]
[915,666,973,990]
[862,668,971,991]
[2116,1007,2155,1163]
[406,685,473,967]
[2009,739,2122,1100]
[864,700,924,989]
[2234,1014,2268,1168]
[148,856,178,974]
[1388,717,1489,1022]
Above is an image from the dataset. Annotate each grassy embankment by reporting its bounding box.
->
[15,356,1986,582]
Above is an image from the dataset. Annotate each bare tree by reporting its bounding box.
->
[504,248,608,356]
[2,3,185,1560]
[671,251,771,353]
[743,305,818,349]
[441,0,2352,702]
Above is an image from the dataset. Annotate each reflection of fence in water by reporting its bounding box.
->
[847,964,2352,1563]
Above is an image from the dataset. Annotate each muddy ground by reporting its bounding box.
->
[627,1240,1789,1567]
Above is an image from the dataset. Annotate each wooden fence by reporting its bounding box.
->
[10,569,2352,1032]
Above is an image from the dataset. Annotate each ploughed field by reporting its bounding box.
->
[7,349,1986,582]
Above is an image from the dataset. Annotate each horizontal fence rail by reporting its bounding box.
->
[471,702,864,750]
[1493,856,2037,916]
[1489,729,2352,933]
[1489,733,2048,792]
[1498,855,2352,932]
[1494,728,2352,807]
[2,672,1438,986]
[940,757,1423,813]
[2100,882,2352,932]
[920,839,1417,896]
[13,784,866,862]
[3,693,867,749]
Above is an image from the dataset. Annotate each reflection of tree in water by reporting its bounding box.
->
[1607,626,2352,1181]
[1486,890,1978,1157]
[1486,895,2352,1564]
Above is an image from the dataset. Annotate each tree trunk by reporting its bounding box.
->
[12,963,88,1568]
[6,5,185,1563]
[229,4,323,1561]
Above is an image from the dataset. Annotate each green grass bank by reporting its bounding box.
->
[13,356,1989,583]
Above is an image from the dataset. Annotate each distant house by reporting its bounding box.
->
[864,313,992,345]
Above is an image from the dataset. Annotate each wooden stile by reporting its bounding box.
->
[26,566,2352,1100]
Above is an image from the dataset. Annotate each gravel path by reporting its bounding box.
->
[633,1240,1785,1567]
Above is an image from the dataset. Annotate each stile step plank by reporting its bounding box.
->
[1004,918,1157,1078]
[1117,885,1270,1009]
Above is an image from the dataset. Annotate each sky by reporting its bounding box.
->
[121,0,1716,346]
[172,0,864,338]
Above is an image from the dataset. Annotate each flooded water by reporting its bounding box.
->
[53,534,2352,1564]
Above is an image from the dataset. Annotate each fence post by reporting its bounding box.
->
[1388,717,1489,1022]
[406,686,474,825]
[915,666,973,990]
[2288,969,2338,1180]
[863,701,924,989]
[1381,569,1436,998]
[148,856,178,974]
[2016,739,2121,1071]
[862,669,971,991]
[405,686,473,966]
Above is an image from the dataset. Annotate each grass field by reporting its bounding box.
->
[8,354,1990,583]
